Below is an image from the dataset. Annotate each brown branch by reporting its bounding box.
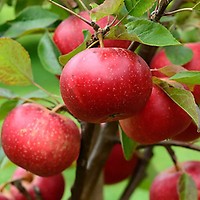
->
[137,140,200,152]
[69,121,118,200]
[119,147,154,200]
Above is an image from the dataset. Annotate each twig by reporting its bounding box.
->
[137,140,200,152]
[119,147,154,200]
[165,145,181,171]
[164,7,193,16]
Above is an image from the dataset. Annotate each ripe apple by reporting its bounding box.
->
[1,103,81,177]
[150,161,200,200]
[103,143,138,184]
[0,194,10,200]
[150,43,200,104]
[172,121,200,142]
[60,47,152,123]
[53,11,131,54]
[10,167,65,200]
[119,85,192,144]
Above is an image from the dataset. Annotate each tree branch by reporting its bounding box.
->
[119,147,154,200]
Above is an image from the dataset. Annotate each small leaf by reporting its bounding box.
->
[59,30,91,66]
[119,126,137,160]
[170,71,200,85]
[165,45,193,65]
[38,32,62,75]
[178,173,198,200]
[23,90,49,100]
[105,18,180,46]
[0,88,17,99]
[125,0,156,17]
[0,38,33,85]
[153,77,200,129]
[3,6,59,38]
[0,99,18,120]
[90,0,124,21]
[157,65,187,77]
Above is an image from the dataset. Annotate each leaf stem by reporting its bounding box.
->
[164,7,193,16]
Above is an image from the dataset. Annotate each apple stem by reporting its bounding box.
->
[51,103,67,113]
[97,32,104,48]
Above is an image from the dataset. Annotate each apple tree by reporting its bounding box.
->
[0,0,200,199]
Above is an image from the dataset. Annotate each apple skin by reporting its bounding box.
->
[103,143,138,184]
[150,43,200,104]
[0,195,10,200]
[172,121,200,142]
[119,85,192,144]
[10,167,65,200]
[53,11,131,55]
[1,103,81,177]
[150,161,200,200]
[60,47,152,123]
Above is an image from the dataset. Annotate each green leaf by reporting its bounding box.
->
[0,88,17,99]
[170,71,200,85]
[0,38,33,85]
[0,146,6,169]
[38,32,62,75]
[59,30,91,66]
[165,45,193,65]
[119,126,137,160]
[178,173,198,200]
[153,77,200,130]
[90,0,124,21]
[3,6,59,38]
[105,18,180,46]
[125,0,156,17]
[22,90,49,100]
[157,65,187,77]
[0,99,18,120]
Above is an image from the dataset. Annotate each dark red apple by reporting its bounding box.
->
[119,85,192,144]
[1,103,81,176]
[172,121,200,142]
[103,143,138,184]
[10,167,65,200]
[150,43,200,104]
[150,161,200,200]
[53,11,131,54]
[60,47,152,123]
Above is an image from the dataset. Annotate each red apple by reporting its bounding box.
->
[150,161,200,200]
[103,143,138,184]
[10,167,65,200]
[150,43,200,104]
[172,121,200,142]
[60,47,152,123]
[1,103,81,177]
[119,85,192,144]
[0,194,10,200]
[53,11,131,54]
